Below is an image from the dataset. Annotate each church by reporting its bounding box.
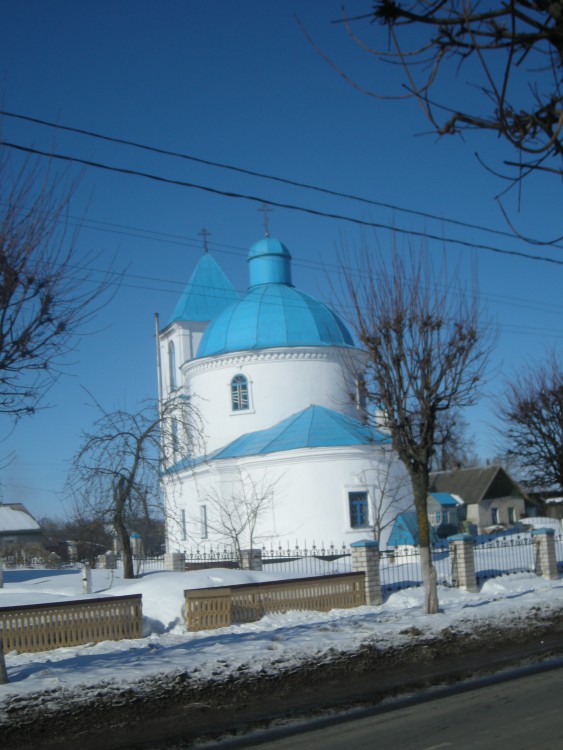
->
[158,233,412,553]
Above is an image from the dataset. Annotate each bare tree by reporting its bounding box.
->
[199,470,280,564]
[0,150,116,418]
[432,408,479,472]
[343,244,493,613]
[67,396,202,578]
[357,449,413,543]
[497,350,563,491]
[304,3,562,184]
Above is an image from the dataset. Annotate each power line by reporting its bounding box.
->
[4,108,559,249]
[3,139,563,268]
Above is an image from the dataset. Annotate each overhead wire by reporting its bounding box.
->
[2,139,563,268]
[4,108,560,249]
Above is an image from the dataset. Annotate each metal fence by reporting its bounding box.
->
[473,534,536,583]
[262,543,352,577]
[379,543,452,596]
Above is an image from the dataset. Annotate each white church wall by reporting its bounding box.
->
[158,321,209,399]
[163,446,413,553]
[185,347,363,455]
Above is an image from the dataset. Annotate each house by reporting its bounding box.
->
[0,503,43,552]
[427,492,463,538]
[158,235,413,551]
[429,465,529,534]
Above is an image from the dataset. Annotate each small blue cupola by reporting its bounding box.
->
[248,237,293,288]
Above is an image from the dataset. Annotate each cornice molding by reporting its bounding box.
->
[185,347,359,377]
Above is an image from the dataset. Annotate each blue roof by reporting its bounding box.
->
[196,237,354,358]
[167,254,239,325]
[169,406,390,472]
[429,492,461,507]
[388,512,438,547]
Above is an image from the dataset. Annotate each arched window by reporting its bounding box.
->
[171,417,179,455]
[168,341,177,390]
[231,374,249,411]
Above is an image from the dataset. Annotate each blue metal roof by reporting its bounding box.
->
[429,492,461,507]
[167,254,239,326]
[169,406,390,472]
[388,512,439,547]
[196,237,354,358]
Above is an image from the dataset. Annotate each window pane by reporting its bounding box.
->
[168,341,176,390]
[231,375,249,411]
[349,491,369,528]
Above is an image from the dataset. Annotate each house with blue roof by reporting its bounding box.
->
[158,235,412,551]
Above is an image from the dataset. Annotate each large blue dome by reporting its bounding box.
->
[196,237,354,358]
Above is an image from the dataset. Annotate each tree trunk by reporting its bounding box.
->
[114,514,134,579]
[412,473,439,614]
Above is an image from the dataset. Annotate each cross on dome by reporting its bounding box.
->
[257,203,272,237]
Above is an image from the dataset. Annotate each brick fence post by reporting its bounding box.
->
[351,539,382,606]
[448,534,478,593]
[533,528,558,580]
[240,549,263,571]
[164,552,186,572]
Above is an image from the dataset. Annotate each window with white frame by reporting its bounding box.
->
[508,507,516,524]
[348,491,369,528]
[491,508,499,525]
[200,505,208,539]
[231,374,249,411]
[168,340,177,391]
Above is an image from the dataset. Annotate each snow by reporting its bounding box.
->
[1,564,563,719]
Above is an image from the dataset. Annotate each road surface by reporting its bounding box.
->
[205,664,563,750]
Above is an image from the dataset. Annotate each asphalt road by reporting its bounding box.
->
[217,664,563,750]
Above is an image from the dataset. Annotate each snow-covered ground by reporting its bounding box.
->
[1,564,563,714]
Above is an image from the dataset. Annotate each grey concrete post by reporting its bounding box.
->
[448,534,478,593]
[240,548,263,571]
[164,552,186,572]
[351,539,382,606]
[533,528,558,580]
[0,641,7,684]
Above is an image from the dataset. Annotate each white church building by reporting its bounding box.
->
[158,235,412,552]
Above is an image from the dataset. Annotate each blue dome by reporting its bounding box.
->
[196,237,354,358]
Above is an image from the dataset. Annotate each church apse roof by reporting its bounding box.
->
[169,406,391,473]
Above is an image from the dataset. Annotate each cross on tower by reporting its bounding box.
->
[198,227,211,253]
[258,203,272,237]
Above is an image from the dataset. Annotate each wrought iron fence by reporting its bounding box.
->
[379,543,452,596]
[261,542,352,577]
[183,546,239,571]
[473,534,535,583]
[555,533,563,572]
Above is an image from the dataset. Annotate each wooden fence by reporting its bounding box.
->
[184,572,365,631]
[0,594,143,653]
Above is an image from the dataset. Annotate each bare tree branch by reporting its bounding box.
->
[340,240,494,613]
[0,149,118,418]
[66,396,203,578]
[496,350,563,491]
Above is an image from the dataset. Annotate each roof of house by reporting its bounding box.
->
[428,492,463,507]
[167,253,239,326]
[429,465,525,505]
[0,504,41,534]
[170,405,390,472]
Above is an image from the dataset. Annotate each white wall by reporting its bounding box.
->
[185,347,364,454]
[164,445,413,552]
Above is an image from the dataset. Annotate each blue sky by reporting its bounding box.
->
[1,1,561,521]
